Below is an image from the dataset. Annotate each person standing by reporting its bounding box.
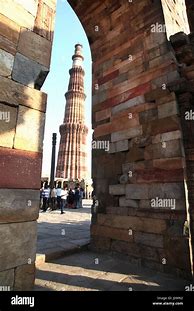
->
[40,181,44,210]
[74,187,80,209]
[51,185,57,210]
[67,188,75,209]
[56,183,62,210]
[79,187,84,208]
[60,185,68,214]
[42,184,50,212]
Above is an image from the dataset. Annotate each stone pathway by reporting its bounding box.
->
[36,200,92,263]
[35,200,189,291]
[35,251,189,291]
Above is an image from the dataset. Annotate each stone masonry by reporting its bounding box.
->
[0,0,56,290]
[0,0,194,290]
[69,0,194,280]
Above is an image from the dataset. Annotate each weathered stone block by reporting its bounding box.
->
[109,185,125,196]
[122,162,134,174]
[13,0,38,17]
[0,13,20,42]
[108,143,116,154]
[0,221,37,272]
[136,168,183,183]
[115,140,129,152]
[139,200,152,209]
[145,88,170,102]
[152,130,182,144]
[119,197,139,208]
[97,214,167,234]
[0,147,42,189]
[0,48,14,76]
[95,108,111,122]
[94,122,111,138]
[134,232,163,248]
[111,114,139,132]
[0,269,14,289]
[126,184,149,199]
[14,106,45,152]
[0,189,39,223]
[112,95,145,115]
[0,103,17,148]
[18,28,52,68]
[153,158,184,170]
[158,101,179,118]
[164,236,191,271]
[144,140,183,160]
[111,240,131,255]
[0,35,17,55]
[90,235,111,251]
[156,92,176,105]
[111,126,142,142]
[0,0,36,29]
[34,0,56,41]
[108,140,129,154]
[140,245,165,262]
[14,263,35,291]
[139,108,158,124]
[12,53,49,89]
[0,76,47,112]
[149,183,185,199]
[126,146,145,162]
[91,224,133,242]
[143,116,181,136]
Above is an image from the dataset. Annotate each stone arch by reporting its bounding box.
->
[0,0,194,289]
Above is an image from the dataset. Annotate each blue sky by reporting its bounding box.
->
[41,0,92,178]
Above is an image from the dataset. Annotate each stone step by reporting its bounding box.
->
[36,241,90,267]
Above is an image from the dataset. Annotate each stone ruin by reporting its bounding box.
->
[0,0,194,289]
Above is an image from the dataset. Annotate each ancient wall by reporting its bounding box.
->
[0,0,56,290]
[0,0,193,290]
[68,0,193,279]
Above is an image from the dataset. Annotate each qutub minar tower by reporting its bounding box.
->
[56,44,88,180]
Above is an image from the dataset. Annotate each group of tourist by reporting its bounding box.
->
[40,181,85,214]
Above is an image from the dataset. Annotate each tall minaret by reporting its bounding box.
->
[56,44,88,180]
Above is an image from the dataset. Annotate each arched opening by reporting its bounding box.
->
[0,0,194,291]
[37,0,93,267]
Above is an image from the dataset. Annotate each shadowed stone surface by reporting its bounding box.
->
[35,251,189,291]
[0,221,37,272]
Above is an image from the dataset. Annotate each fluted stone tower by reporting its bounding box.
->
[56,44,88,180]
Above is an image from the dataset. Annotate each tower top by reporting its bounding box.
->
[72,43,84,68]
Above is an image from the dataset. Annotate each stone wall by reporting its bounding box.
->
[69,0,193,279]
[0,0,56,290]
[169,31,194,278]
[0,0,193,290]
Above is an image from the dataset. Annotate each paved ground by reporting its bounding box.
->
[36,199,92,263]
[35,201,189,291]
[35,251,189,291]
